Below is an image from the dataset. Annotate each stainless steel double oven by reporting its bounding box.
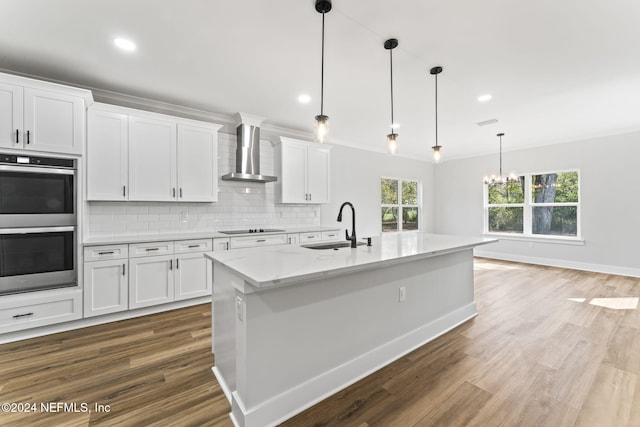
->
[0,153,77,295]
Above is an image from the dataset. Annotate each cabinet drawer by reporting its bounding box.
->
[0,289,82,334]
[299,232,321,243]
[229,234,288,249]
[175,239,213,254]
[129,241,174,258]
[321,230,340,241]
[84,244,129,261]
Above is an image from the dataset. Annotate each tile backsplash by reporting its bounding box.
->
[85,132,320,238]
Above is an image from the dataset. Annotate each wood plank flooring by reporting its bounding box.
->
[1,258,639,426]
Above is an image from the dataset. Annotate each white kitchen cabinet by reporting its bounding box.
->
[275,137,331,204]
[229,234,288,249]
[86,103,221,202]
[177,124,218,201]
[0,288,82,334]
[87,109,129,200]
[0,74,90,154]
[83,244,129,318]
[129,254,175,309]
[129,116,177,201]
[174,239,212,301]
[213,238,230,251]
[286,233,299,245]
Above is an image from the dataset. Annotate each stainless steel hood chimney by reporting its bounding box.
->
[221,113,277,183]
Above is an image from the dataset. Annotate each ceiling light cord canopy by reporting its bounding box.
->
[315,0,332,143]
[385,38,399,155]
[484,132,518,184]
[430,66,443,163]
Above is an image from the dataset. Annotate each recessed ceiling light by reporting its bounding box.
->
[114,37,136,51]
[478,94,492,103]
[298,94,311,104]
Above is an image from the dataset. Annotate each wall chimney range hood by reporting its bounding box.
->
[221,112,277,183]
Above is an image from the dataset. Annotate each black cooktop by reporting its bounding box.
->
[218,229,286,235]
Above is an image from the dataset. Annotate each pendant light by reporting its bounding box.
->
[430,66,443,163]
[384,38,399,155]
[314,0,332,143]
[483,133,518,184]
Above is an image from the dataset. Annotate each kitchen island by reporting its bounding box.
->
[205,233,496,427]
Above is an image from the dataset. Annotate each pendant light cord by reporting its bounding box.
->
[434,72,438,148]
[390,48,395,134]
[499,134,503,177]
[320,12,325,116]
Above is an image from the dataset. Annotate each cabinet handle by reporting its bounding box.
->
[305,193,309,201]
[170,259,173,270]
[176,259,180,269]
[16,129,19,144]
[257,239,266,243]
[26,130,30,144]
[188,244,200,248]
[309,193,312,201]
[288,237,291,244]
[98,251,115,255]
[13,312,34,319]
[145,248,159,251]
[179,188,183,198]
[173,188,176,198]
[122,263,126,276]
[226,242,229,250]
[123,186,126,197]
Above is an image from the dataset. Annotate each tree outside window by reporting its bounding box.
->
[381,178,420,233]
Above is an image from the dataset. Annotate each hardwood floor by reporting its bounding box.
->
[1,258,639,426]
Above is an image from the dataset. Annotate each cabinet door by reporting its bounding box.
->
[128,116,177,201]
[213,238,230,251]
[177,124,217,202]
[280,141,308,203]
[87,109,129,200]
[83,260,128,317]
[129,255,175,308]
[287,233,299,245]
[0,82,22,149]
[306,146,330,204]
[175,252,211,300]
[23,87,84,154]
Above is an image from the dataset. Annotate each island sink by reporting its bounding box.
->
[302,241,366,250]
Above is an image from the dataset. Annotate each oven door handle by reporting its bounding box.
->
[0,165,75,175]
[0,226,75,234]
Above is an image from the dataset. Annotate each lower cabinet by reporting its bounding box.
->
[83,239,212,315]
[0,288,82,334]
[83,245,129,317]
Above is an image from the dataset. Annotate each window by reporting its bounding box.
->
[485,171,580,239]
[381,178,421,233]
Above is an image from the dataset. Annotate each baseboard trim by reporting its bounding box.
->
[230,303,477,427]
[475,250,640,278]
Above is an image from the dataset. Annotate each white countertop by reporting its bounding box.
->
[205,233,497,289]
[83,226,341,246]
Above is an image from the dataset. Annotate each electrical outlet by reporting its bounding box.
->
[399,286,406,302]
[236,296,244,321]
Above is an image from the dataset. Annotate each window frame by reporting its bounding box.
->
[483,169,583,244]
[381,177,422,233]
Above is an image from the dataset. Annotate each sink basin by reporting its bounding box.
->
[302,241,367,250]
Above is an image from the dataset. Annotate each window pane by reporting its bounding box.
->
[381,179,398,204]
[401,181,418,205]
[532,172,578,203]
[402,207,419,230]
[381,207,398,232]
[532,206,577,236]
[488,207,523,233]
[488,179,525,204]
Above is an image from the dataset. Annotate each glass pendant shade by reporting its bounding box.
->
[432,145,442,163]
[315,114,329,143]
[387,133,398,155]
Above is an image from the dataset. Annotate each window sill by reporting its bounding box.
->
[482,233,585,246]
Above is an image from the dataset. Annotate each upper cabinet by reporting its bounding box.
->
[87,103,222,202]
[274,137,331,204]
[0,73,91,155]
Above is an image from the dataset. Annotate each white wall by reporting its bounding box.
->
[319,144,435,239]
[434,131,640,276]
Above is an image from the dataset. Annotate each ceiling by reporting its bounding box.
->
[1,0,639,160]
